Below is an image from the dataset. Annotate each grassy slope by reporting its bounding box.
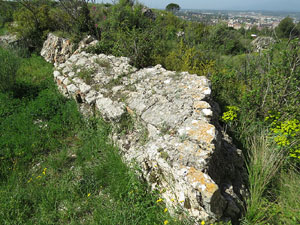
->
[0,50,186,225]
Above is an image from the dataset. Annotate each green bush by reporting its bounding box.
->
[0,0,19,27]
[162,40,215,76]
[10,2,56,50]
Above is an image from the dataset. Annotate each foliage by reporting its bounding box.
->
[206,23,246,55]
[265,113,300,162]
[87,0,157,68]
[58,0,96,37]
[165,3,180,12]
[0,47,20,92]
[162,40,215,76]
[276,16,299,39]
[221,106,239,123]
[2,1,300,224]
[10,1,56,50]
[0,0,19,27]
[0,52,186,225]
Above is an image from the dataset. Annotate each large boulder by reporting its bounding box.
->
[41,34,247,223]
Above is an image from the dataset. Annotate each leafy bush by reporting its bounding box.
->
[0,0,19,27]
[162,40,215,76]
[10,2,56,50]
[206,23,246,55]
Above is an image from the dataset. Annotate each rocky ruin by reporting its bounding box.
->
[251,36,276,52]
[41,33,247,223]
[0,34,19,48]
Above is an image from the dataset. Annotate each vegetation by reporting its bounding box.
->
[0,47,183,225]
[1,0,300,224]
[166,3,181,12]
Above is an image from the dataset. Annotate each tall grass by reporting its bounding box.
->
[0,47,20,92]
[276,169,300,224]
[243,129,285,224]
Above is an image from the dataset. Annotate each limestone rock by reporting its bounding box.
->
[41,33,74,65]
[0,34,19,47]
[251,36,276,52]
[73,35,99,54]
[41,34,247,223]
[40,33,99,66]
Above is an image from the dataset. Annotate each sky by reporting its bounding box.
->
[97,0,300,12]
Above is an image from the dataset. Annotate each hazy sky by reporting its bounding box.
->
[98,0,300,11]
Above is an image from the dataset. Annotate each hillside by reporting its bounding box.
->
[0,0,299,224]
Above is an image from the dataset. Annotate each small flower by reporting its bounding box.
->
[156,198,163,203]
[201,221,205,225]
[88,193,91,197]
[171,198,175,202]
[164,208,168,213]
[42,168,47,175]
[95,24,98,28]
[164,220,169,224]
[179,200,184,203]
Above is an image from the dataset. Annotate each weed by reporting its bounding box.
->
[78,67,96,85]
[94,58,111,69]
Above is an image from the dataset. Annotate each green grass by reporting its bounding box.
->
[0,49,186,225]
[0,26,8,35]
[242,129,285,224]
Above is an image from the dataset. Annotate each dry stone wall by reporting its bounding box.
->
[41,34,247,223]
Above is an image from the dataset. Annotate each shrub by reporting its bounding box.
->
[10,2,56,50]
[163,40,215,76]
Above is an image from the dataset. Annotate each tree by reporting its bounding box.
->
[276,17,299,39]
[165,3,180,12]
[0,0,18,27]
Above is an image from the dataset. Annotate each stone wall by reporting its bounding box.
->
[41,34,247,224]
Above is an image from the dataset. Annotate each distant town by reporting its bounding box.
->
[176,9,300,30]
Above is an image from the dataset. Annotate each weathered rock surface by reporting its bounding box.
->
[41,33,99,66]
[251,36,276,52]
[0,34,19,47]
[41,33,74,65]
[42,35,247,223]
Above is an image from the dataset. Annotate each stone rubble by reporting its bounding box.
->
[41,34,247,223]
[0,34,19,47]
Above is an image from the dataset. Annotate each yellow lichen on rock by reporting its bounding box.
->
[187,121,215,144]
[187,167,218,194]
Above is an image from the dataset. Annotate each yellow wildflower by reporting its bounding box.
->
[156,198,163,203]
[88,193,91,197]
[164,220,169,224]
[201,221,205,225]
[42,168,47,175]
[164,208,168,213]
[171,198,175,202]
